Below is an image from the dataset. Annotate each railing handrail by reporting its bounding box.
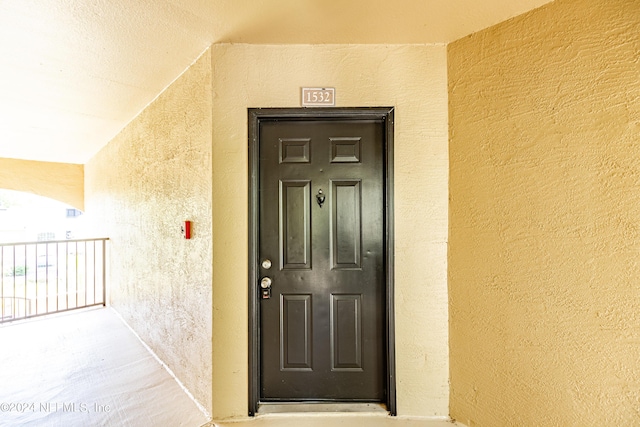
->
[0,237,109,247]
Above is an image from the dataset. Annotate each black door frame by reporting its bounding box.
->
[248,107,396,415]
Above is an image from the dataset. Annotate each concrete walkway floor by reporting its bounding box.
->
[0,307,208,427]
[207,414,465,427]
[208,403,467,426]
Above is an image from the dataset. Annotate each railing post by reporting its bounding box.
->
[1,247,4,321]
[102,239,106,307]
[12,245,15,319]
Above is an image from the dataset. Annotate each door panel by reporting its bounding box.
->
[257,117,387,403]
[331,180,362,269]
[331,294,363,371]
[330,137,361,163]
[280,294,312,371]
[279,180,311,270]
[280,138,311,163]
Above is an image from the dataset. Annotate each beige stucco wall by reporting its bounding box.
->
[84,50,213,414]
[0,158,84,210]
[211,44,449,419]
[448,0,640,425]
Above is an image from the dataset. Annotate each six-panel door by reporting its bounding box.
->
[259,119,386,401]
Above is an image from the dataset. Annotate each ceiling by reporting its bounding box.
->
[0,0,554,164]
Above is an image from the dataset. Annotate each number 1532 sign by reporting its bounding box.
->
[301,87,335,107]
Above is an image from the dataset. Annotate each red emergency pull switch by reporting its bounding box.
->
[182,221,192,239]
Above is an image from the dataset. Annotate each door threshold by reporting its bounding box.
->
[257,402,388,415]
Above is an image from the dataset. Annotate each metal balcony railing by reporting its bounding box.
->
[0,238,108,323]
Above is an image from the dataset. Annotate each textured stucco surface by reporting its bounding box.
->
[1,0,553,164]
[0,158,84,210]
[84,50,213,414]
[448,0,640,425]
[211,44,449,419]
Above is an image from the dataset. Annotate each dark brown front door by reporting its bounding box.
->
[259,111,386,401]
[249,108,395,412]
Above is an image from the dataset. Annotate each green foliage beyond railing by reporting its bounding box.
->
[5,265,27,277]
[0,238,108,323]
